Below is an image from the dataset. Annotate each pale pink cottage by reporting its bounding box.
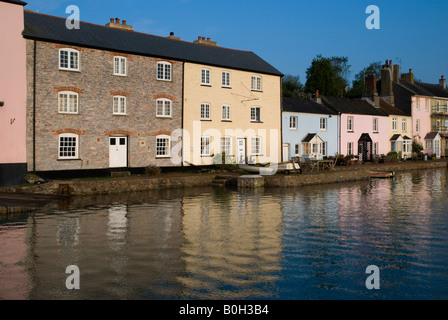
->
[0,0,28,186]
[322,97,389,160]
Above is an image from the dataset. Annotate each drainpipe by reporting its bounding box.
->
[338,112,341,155]
[181,62,185,170]
[32,40,37,173]
[280,77,284,162]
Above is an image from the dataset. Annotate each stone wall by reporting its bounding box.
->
[26,40,183,172]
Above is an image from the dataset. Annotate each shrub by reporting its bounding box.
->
[412,140,424,154]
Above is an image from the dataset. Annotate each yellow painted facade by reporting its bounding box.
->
[183,62,282,166]
[388,114,413,158]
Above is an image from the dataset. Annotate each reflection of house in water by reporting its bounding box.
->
[0,224,31,300]
[25,198,185,299]
[180,190,283,299]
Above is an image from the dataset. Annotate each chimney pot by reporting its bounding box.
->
[409,69,413,73]
[115,18,120,24]
[389,60,392,65]
[316,90,319,98]
[207,38,210,41]
[110,18,114,23]
[122,20,126,25]
[386,60,389,65]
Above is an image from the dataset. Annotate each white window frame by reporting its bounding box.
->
[156,98,172,118]
[251,75,262,91]
[251,136,262,156]
[222,71,231,88]
[290,116,297,130]
[222,104,231,121]
[201,136,211,156]
[220,136,232,155]
[373,142,378,155]
[58,91,79,114]
[402,118,407,131]
[59,48,80,71]
[347,116,354,132]
[114,56,127,76]
[201,68,211,86]
[157,62,172,81]
[347,142,354,155]
[392,117,397,131]
[436,101,441,113]
[373,118,378,133]
[201,103,210,120]
[251,106,261,122]
[58,133,79,159]
[403,140,411,153]
[113,96,126,115]
[156,135,171,158]
[322,142,327,156]
[320,117,327,131]
[295,144,300,156]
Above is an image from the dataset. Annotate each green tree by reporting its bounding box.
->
[305,55,349,97]
[282,75,304,98]
[349,61,383,97]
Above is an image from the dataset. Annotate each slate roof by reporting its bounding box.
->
[22,11,283,77]
[282,97,338,115]
[322,97,387,116]
[302,133,318,143]
[424,132,440,140]
[1,0,27,5]
[378,98,410,117]
[390,134,403,141]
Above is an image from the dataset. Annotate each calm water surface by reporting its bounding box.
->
[1,169,448,300]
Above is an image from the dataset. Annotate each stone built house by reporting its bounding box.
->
[21,10,282,176]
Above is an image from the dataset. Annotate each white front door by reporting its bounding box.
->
[109,137,127,168]
[237,138,246,164]
[282,144,290,162]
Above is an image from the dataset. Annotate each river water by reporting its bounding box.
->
[1,169,447,300]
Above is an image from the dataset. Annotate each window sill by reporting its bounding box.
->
[58,112,79,115]
[251,90,263,93]
[290,128,297,131]
[222,86,232,89]
[251,121,263,123]
[59,68,81,73]
[113,74,128,77]
[221,120,232,122]
[156,156,171,159]
[58,158,81,161]
[156,116,173,119]
[157,79,172,82]
[113,113,127,116]
[201,84,212,87]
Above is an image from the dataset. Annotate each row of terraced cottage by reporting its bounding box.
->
[1,0,448,186]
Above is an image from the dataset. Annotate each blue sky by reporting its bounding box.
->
[25,0,448,85]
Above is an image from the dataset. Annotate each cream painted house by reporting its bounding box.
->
[182,44,283,166]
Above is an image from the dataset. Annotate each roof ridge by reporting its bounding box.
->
[23,10,255,54]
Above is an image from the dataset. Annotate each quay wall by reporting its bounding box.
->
[0,161,446,198]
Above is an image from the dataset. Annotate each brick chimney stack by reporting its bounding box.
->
[194,36,218,46]
[400,69,415,84]
[440,76,447,89]
[106,18,134,31]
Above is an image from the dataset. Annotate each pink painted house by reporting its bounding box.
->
[322,97,389,160]
[0,0,27,186]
